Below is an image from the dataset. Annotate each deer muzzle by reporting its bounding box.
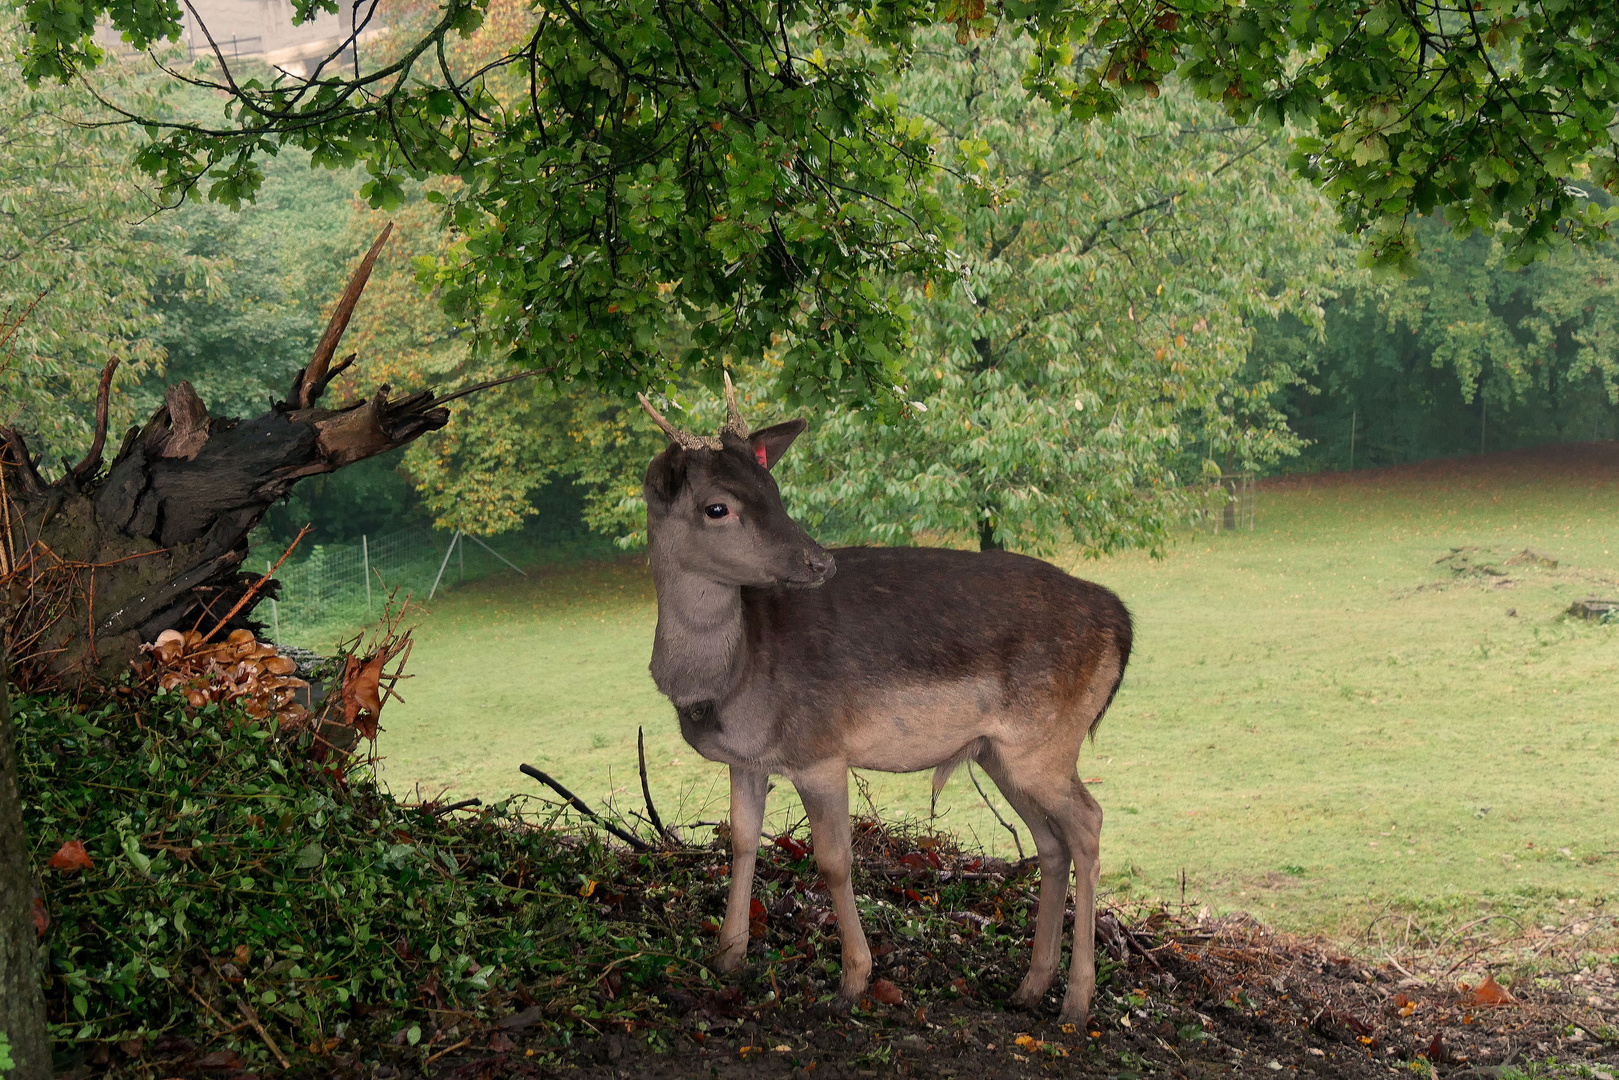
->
[789,546,836,588]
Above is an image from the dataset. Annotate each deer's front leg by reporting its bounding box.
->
[717,766,769,973]
[793,762,871,1004]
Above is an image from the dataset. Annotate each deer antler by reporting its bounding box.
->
[637,393,721,450]
[294,223,394,409]
[721,371,750,439]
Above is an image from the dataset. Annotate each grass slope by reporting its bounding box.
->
[373,444,1619,938]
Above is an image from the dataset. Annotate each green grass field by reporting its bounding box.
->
[363,444,1619,940]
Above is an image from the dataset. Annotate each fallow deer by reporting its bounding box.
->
[638,378,1132,1023]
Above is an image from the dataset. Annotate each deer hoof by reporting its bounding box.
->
[1057,994,1092,1027]
[1009,976,1053,1010]
[714,942,748,974]
[807,996,851,1021]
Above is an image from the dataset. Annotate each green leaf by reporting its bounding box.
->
[122,836,151,875]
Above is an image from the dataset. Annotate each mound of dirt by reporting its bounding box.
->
[1435,547,1517,579]
[1409,546,1619,601]
[259,828,1617,1080]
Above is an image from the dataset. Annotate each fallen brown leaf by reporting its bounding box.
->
[342,651,387,738]
[195,1048,244,1069]
[1460,973,1515,1006]
[47,838,93,871]
[870,978,904,1006]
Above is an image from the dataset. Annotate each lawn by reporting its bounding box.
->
[359,443,1619,940]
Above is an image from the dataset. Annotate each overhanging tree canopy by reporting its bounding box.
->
[18,0,1619,404]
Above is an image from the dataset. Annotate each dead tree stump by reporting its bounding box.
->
[0,225,515,690]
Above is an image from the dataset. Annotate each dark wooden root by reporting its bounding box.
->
[0,227,470,690]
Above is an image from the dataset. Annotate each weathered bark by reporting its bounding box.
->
[0,225,510,690]
[0,663,51,1080]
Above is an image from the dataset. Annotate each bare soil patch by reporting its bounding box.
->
[1261,441,1619,493]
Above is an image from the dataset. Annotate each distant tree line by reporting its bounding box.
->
[1256,213,1619,473]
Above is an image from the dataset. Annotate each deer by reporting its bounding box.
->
[637,377,1132,1024]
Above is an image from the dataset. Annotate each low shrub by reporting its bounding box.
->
[18,687,704,1067]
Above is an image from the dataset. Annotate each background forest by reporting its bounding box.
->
[3,12,1617,558]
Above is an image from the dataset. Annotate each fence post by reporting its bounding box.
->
[266,559,280,644]
[428,532,460,601]
[363,534,371,615]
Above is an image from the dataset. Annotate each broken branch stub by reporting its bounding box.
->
[297,223,393,409]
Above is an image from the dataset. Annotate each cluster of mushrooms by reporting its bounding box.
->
[141,628,312,732]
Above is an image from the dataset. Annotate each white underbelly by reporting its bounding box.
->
[842,679,1009,773]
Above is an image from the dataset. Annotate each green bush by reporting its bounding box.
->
[18,688,694,1061]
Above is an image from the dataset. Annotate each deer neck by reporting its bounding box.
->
[647,546,746,706]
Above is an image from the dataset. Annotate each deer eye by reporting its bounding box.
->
[704,503,730,520]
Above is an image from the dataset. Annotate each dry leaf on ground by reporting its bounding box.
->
[1460,973,1516,1006]
[47,838,93,870]
[870,978,904,1006]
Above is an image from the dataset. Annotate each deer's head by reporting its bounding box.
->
[640,377,835,589]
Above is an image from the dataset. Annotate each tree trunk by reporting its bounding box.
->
[977,513,1000,552]
[0,662,51,1080]
[0,225,514,691]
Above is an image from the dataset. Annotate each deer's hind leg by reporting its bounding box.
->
[977,752,1072,1011]
[1056,778,1104,1024]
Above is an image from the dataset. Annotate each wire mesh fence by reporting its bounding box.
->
[257,524,434,643]
[258,524,535,647]
[1185,473,1256,534]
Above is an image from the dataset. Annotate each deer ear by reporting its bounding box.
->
[747,419,806,470]
[643,446,687,506]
